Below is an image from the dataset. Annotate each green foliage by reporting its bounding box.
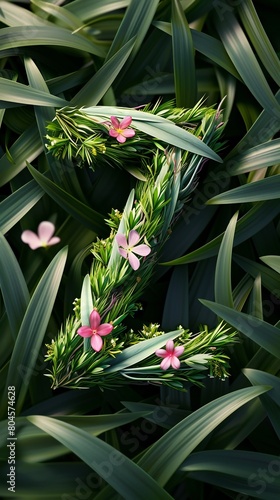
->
[1,1,280,499]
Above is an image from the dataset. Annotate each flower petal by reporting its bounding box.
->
[97,323,113,336]
[119,116,132,129]
[38,221,55,243]
[109,129,119,138]
[110,116,119,128]
[171,356,181,369]
[118,247,128,259]
[155,348,167,358]
[91,334,103,352]
[21,230,43,250]
[116,134,127,143]
[48,236,61,246]
[165,340,175,353]
[77,326,92,338]
[160,357,171,370]
[131,244,151,256]
[174,345,184,357]
[122,129,135,138]
[89,309,101,329]
[116,233,128,249]
[128,252,140,270]
[128,230,140,247]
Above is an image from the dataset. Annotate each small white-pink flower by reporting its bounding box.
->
[21,221,60,250]
[116,230,151,270]
[155,340,184,370]
[109,116,135,143]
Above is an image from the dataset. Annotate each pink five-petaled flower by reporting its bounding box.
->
[21,221,60,250]
[109,116,135,143]
[77,309,113,352]
[116,230,151,271]
[155,340,184,370]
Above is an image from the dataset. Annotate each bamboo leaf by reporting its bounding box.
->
[5,247,68,414]
[27,416,173,500]
[200,299,280,359]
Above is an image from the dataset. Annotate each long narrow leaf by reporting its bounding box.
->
[0,180,43,234]
[27,163,105,234]
[71,38,135,107]
[214,212,238,308]
[171,0,196,107]
[215,12,280,117]
[207,175,280,204]
[0,26,106,57]
[0,232,29,339]
[27,416,173,500]
[200,299,280,359]
[4,247,68,414]
[181,450,280,499]
[137,386,270,485]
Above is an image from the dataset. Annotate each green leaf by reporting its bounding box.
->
[171,0,196,107]
[105,0,160,61]
[0,232,29,340]
[234,254,280,295]
[27,163,105,234]
[162,265,189,330]
[0,26,107,58]
[0,180,44,234]
[226,139,280,175]
[214,212,238,308]
[137,386,270,485]
[84,106,222,164]
[181,450,280,499]
[207,175,280,204]
[0,125,42,186]
[215,12,280,117]
[27,416,173,500]
[238,0,280,87]
[0,77,68,107]
[105,329,183,373]
[65,0,130,22]
[71,38,135,107]
[260,255,280,274]
[4,247,68,414]
[162,200,280,265]
[80,275,94,352]
[200,299,280,359]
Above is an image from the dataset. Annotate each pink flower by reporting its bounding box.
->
[109,116,135,143]
[155,340,184,370]
[21,221,60,250]
[116,230,151,271]
[77,309,113,352]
